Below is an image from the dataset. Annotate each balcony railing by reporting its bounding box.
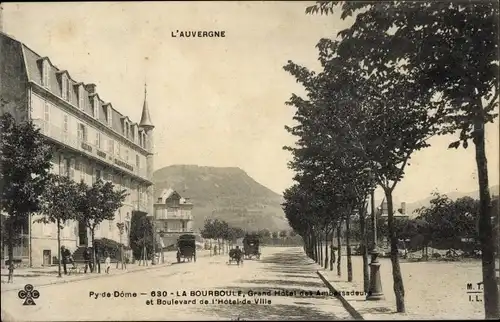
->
[155,210,193,221]
[159,228,194,233]
[33,119,148,180]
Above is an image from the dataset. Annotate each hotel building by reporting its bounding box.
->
[0,32,154,267]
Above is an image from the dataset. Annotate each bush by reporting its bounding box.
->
[94,238,124,260]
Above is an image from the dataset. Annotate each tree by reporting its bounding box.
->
[36,174,78,277]
[76,179,126,270]
[306,1,499,317]
[116,222,125,268]
[129,211,157,261]
[271,231,279,239]
[0,112,52,279]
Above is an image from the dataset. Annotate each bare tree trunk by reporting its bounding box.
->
[57,219,62,278]
[7,229,14,282]
[337,222,342,276]
[360,204,370,293]
[473,119,499,319]
[324,229,329,269]
[346,213,353,282]
[330,228,335,271]
[314,233,319,262]
[319,236,323,265]
[91,229,96,273]
[386,188,405,313]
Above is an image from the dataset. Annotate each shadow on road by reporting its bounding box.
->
[278,274,320,280]
[191,300,347,320]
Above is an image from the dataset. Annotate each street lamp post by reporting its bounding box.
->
[151,215,157,265]
[364,168,384,301]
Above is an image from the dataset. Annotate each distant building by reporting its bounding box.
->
[154,188,194,248]
[377,200,410,221]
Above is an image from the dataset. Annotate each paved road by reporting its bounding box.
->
[1,247,352,321]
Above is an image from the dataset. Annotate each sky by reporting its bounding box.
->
[2,1,499,204]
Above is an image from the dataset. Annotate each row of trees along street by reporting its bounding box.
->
[0,112,127,280]
[200,218,245,254]
[199,219,303,253]
[281,1,499,319]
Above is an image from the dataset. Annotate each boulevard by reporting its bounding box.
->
[1,247,352,321]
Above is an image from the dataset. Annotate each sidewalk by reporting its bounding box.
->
[1,250,214,293]
[316,254,484,320]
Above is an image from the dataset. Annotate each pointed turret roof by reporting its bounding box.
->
[139,83,154,129]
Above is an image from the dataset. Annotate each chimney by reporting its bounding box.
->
[84,83,96,94]
[401,202,406,215]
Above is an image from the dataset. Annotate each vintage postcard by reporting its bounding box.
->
[1,1,499,321]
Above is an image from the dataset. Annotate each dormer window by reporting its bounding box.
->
[106,105,113,126]
[61,74,67,100]
[78,85,84,109]
[42,60,50,88]
[67,80,73,102]
[93,96,99,118]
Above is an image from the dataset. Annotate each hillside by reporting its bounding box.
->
[405,185,500,217]
[152,165,290,231]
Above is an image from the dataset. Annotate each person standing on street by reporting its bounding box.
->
[83,247,92,273]
[61,246,69,275]
[94,243,101,273]
[105,252,111,274]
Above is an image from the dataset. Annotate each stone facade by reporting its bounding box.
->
[0,32,154,267]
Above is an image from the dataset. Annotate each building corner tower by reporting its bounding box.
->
[138,83,155,217]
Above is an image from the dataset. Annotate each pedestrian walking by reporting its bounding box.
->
[7,261,14,283]
[61,246,74,275]
[83,247,92,273]
[105,252,111,274]
[94,243,101,273]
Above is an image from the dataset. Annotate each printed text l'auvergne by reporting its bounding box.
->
[171,30,226,38]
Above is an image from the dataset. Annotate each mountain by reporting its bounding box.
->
[152,165,290,231]
[404,185,500,217]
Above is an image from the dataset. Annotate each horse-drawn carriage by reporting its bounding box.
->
[176,234,196,263]
[243,233,261,260]
[227,246,244,265]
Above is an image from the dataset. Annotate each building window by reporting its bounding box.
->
[117,143,121,159]
[78,86,84,109]
[60,156,70,178]
[96,169,101,180]
[125,148,129,162]
[79,159,85,182]
[136,154,140,169]
[93,97,99,119]
[108,139,114,155]
[68,82,73,103]
[77,124,87,142]
[42,60,50,88]
[108,108,113,127]
[95,132,101,149]
[62,74,68,100]
[70,159,75,179]
[43,102,50,135]
[62,114,69,141]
